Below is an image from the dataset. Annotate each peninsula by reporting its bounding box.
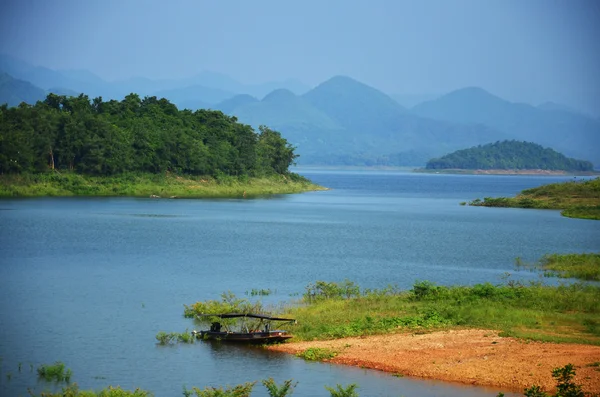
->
[0,93,323,197]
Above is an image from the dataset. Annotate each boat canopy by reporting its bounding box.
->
[196,313,295,322]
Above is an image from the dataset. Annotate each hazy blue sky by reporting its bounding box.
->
[0,0,599,111]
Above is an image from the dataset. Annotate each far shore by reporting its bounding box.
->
[293,166,600,176]
[0,172,326,198]
[414,168,600,176]
[269,329,600,394]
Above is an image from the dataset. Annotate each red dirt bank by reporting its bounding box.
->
[269,329,600,394]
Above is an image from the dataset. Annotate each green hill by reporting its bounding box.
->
[426,140,593,171]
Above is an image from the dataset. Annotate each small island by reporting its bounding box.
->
[0,93,323,197]
[424,140,594,174]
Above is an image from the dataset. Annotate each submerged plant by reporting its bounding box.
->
[37,361,72,383]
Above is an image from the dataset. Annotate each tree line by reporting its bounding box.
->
[425,140,593,171]
[0,93,298,176]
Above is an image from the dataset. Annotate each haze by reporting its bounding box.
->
[1,0,599,113]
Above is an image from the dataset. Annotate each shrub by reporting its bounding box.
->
[296,347,338,361]
[262,378,297,397]
[324,384,359,397]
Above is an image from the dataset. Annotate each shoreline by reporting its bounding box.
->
[414,168,600,176]
[269,329,600,394]
[0,172,326,198]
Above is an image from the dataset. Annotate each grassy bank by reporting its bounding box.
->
[183,276,600,346]
[517,253,600,281]
[278,280,600,345]
[467,177,600,220]
[0,172,325,198]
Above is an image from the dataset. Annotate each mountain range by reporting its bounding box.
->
[1,54,599,167]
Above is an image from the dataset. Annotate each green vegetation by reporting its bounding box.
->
[182,292,283,335]
[324,384,359,397]
[155,330,194,345]
[517,364,586,397]
[246,288,273,296]
[30,384,152,397]
[0,172,321,198]
[295,347,338,361]
[261,378,297,397]
[516,254,600,281]
[0,93,297,176]
[468,177,600,220]
[426,140,593,171]
[183,382,256,397]
[22,364,600,397]
[0,93,322,197]
[37,361,72,383]
[277,279,600,345]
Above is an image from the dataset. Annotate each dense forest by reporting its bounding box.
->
[0,93,298,176]
[425,140,593,171]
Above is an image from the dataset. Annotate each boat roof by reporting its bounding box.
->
[197,313,295,321]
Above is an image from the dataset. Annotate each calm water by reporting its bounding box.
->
[1,171,598,397]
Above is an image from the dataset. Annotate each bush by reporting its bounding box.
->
[296,347,338,361]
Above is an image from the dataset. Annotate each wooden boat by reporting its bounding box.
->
[192,313,296,344]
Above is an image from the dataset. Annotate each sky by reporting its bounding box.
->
[0,0,599,112]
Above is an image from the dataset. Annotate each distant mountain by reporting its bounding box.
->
[154,85,236,109]
[230,89,340,129]
[0,54,310,105]
[303,76,408,132]
[392,93,438,108]
[412,87,600,165]
[218,75,509,166]
[537,101,581,114]
[214,94,259,114]
[426,140,593,171]
[0,73,47,106]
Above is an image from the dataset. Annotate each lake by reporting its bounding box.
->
[1,170,598,396]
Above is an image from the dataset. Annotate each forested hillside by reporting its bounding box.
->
[0,93,298,177]
[425,140,593,171]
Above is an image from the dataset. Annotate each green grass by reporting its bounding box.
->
[296,347,339,361]
[279,280,600,345]
[468,177,600,220]
[524,253,600,281]
[0,172,325,198]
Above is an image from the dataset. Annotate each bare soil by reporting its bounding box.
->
[269,329,600,394]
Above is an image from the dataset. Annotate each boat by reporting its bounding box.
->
[191,313,296,344]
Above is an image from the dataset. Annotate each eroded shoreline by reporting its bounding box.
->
[269,329,600,394]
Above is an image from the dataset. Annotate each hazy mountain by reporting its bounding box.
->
[0,54,310,104]
[537,101,581,114]
[214,94,259,114]
[230,89,341,129]
[47,87,80,97]
[153,85,236,109]
[0,73,47,106]
[412,87,600,165]
[392,93,438,108]
[303,75,408,132]
[218,76,509,166]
